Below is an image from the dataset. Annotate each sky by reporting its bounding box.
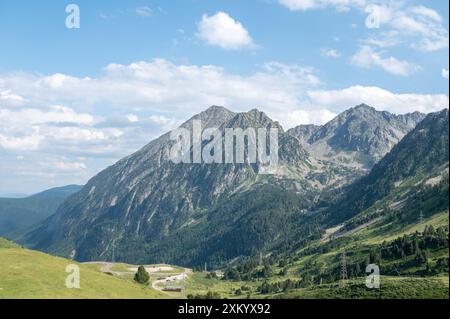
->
[0,0,448,194]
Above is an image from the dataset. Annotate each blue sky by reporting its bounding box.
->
[1,0,448,91]
[0,0,449,194]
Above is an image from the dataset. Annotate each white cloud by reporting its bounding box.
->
[196,12,255,50]
[279,1,449,53]
[363,30,400,48]
[321,48,341,58]
[0,90,24,102]
[280,109,337,127]
[351,46,420,76]
[278,0,366,11]
[307,85,449,115]
[136,6,152,17]
[54,161,87,171]
[0,106,94,126]
[390,8,448,52]
[1,59,448,193]
[0,133,44,151]
[442,68,449,80]
[1,59,320,117]
[410,6,442,23]
[1,59,446,132]
[127,114,139,122]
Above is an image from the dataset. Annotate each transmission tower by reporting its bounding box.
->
[419,210,424,224]
[419,211,425,236]
[340,252,348,288]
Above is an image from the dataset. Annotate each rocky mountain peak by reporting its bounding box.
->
[225,108,283,131]
[182,105,236,129]
[287,104,426,170]
[352,103,376,112]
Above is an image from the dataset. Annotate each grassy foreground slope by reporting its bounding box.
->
[0,237,19,248]
[0,238,165,299]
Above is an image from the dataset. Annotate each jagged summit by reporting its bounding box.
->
[226,108,283,131]
[182,105,236,129]
[288,104,426,169]
[23,105,315,264]
[352,103,375,111]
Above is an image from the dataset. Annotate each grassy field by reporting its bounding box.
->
[185,272,259,298]
[280,276,449,299]
[357,211,449,245]
[0,240,166,299]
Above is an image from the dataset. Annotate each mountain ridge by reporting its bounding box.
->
[0,184,83,237]
[288,104,426,170]
[20,105,446,267]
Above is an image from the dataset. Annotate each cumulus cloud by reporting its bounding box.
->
[351,46,420,76]
[1,59,446,129]
[281,109,337,127]
[443,68,449,80]
[1,59,320,117]
[321,48,341,58]
[196,12,255,50]
[0,90,24,102]
[391,9,448,52]
[410,6,442,23]
[136,6,152,17]
[279,1,448,53]
[307,85,449,114]
[1,59,448,192]
[0,133,44,151]
[278,0,366,11]
[54,161,87,171]
[363,30,400,48]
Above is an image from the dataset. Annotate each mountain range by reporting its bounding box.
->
[0,185,82,237]
[19,105,448,268]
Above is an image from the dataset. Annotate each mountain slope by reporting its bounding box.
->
[289,104,425,170]
[21,106,444,269]
[23,107,324,266]
[325,109,449,226]
[0,185,82,236]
